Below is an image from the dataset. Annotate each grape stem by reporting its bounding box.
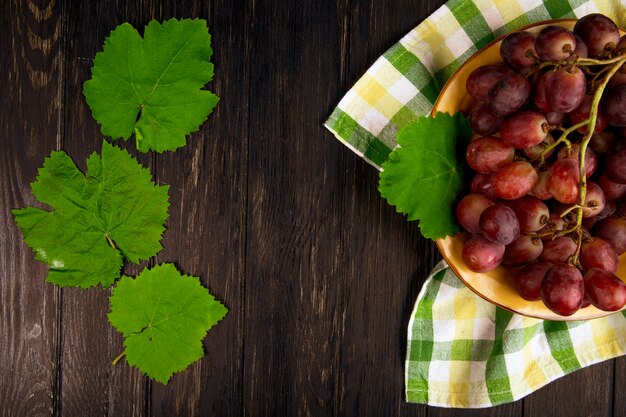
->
[112,350,126,366]
[536,121,587,165]
[567,55,626,267]
[538,51,626,71]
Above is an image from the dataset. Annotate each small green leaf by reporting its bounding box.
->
[12,141,170,288]
[83,18,219,153]
[108,263,228,384]
[378,112,472,239]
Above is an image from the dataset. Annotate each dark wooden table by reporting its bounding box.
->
[1,0,624,416]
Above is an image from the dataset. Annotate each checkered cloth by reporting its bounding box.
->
[324,0,626,408]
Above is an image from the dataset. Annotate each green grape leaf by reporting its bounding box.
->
[378,112,472,240]
[12,141,170,288]
[108,263,228,384]
[83,18,219,153]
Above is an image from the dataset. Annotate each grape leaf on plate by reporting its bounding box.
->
[378,112,472,239]
[108,263,228,384]
[83,18,219,153]
[12,141,169,288]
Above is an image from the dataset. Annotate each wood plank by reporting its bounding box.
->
[242,0,346,415]
[523,361,613,417]
[148,1,248,416]
[337,1,441,416]
[0,1,62,416]
[57,1,158,415]
[613,357,624,416]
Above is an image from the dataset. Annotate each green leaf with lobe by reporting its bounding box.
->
[83,18,219,153]
[108,263,228,384]
[12,141,170,288]
[378,112,472,239]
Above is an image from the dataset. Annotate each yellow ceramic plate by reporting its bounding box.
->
[434,19,626,321]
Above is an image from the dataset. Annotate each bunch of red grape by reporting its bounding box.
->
[458,14,626,316]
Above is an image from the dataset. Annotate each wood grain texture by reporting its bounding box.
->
[57,1,152,415]
[523,361,614,417]
[242,0,345,415]
[0,1,62,416]
[1,0,625,416]
[149,1,248,416]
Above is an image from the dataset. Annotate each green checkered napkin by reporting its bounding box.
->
[324,0,626,408]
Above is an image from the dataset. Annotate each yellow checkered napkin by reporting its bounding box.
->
[325,0,626,408]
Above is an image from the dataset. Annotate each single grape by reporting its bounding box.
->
[503,235,543,265]
[545,111,566,126]
[605,148,626,183]
[541,264,584,316]
[593,215,626,255]
[486,73,531,117]
[534,71,554,112]
[570,95,607,134]
[531,169,553,200]
[540,236,576,263]
[462,236,505,273]
[506,195,549,232]
[580,237,618,273]
[524,134,554,160]
[470,102,504,135]
[500,31,537,69]
[547,66,586,113]
[466,136,515,174]
[603,85,626,127]
[584,269,626,311]
[589,131,616,154]
[583,200,616,230]
[479,203,520,245]
[582,181,605,218]
[456,193,495,234]
[535,25,576,60]
[466,64,514,101]
[597,174,626,200]
[500,111,548,149]
[492,161,538,200]
[470,173,498,200]
[556,143,597,178]
[548,158,580,204]
[515,261,552,301]
[574,13,620,58]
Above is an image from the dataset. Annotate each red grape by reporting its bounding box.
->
[524,134,554,160]
[593,215,626,255]
[470,102,504,136]
[589,131,615,154]
[466,136,514,174]
[584,268,626,311]
[574,13,620,58]
[580,237,618,273]
[466,64,514,101]
[503,235,543,265]
[557,143,597,178]
[470,173,498,199]
[534,71,554,112]
[479,203,520,245]
[456,193,495,234]
[548,158,580,204]
[500,31,537,69]
[605,148,626,183]
[492,161,538,200]
[540,236,576,263]
[582,181,605,218]
[531,170,553,200]
[547,67,586,113]
[515,261,552,301]
[486,73,531,117]
[462,236,505,273]
[506,195,549,232]
[597,174,626,200]
[535,25,576,60]
[603,85,626,126]
[541,264,584,316]
[500,111,548,149]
